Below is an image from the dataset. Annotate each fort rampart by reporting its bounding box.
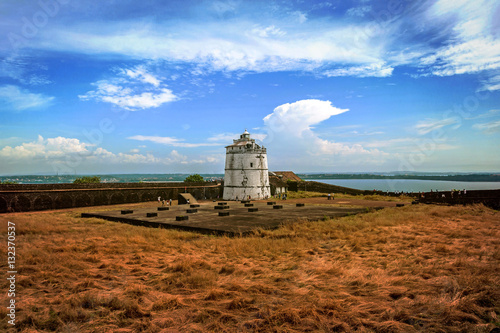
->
[0,182,223,213]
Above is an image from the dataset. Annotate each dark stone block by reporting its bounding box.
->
[273,205,283,209]
[190,204,200,208]
[296,203,305,207]
[121,210,133,214]
[218,211,230,216]
[176,215,188,221]
[412,201,419,205]
[158,207,169,211]
[245,203,253,207]
[186,209,197,213]
[241,200,250,204]
[218,202,228,206]
[248,208,258,212]
[214,206,229,210]
[396,203,405,207]
[267,202,276,205]
[146,212,158,217]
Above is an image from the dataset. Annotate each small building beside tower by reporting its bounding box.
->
[223,130,271,200]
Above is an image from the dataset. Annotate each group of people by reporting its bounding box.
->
[274,193,287,200]
[158,197,173,206]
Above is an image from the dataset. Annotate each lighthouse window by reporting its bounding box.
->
[250,163,253,168]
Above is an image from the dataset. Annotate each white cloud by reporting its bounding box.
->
[207,133,240,142]
[262,99,389,168]
[323,63,394,78]
[263,99,348,136]
[0,135,222,174]
[250,25,286,38]
[122,66,161,87]
[0,135,90,159]
[33,18,390,76]
[0,56,52,86]
[0,85,54,111]
[421,0,500,77]
[473,119,500,134]
[479,74,500,92]
[415,117,460,135]
[128,135,221,148]
[346,6,372,17]
[79,65,177,110]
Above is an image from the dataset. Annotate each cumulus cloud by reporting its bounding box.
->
[79,65,177,110]
[0,85,54,112]
[263,99,348,136]
[262,99,389,169]
[0,135,89,159]
[0,135,221,174]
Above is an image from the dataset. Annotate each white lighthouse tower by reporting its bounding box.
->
[223,130,271,200]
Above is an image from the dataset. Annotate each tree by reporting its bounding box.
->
[184,174,204,182]
[73,176,101,184]
[0,180,18,184]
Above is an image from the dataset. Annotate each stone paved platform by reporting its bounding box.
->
[81,201,379,236]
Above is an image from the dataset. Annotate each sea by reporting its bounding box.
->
[309,179,500,193]
[0,174,224,184]
[1,174,499,193]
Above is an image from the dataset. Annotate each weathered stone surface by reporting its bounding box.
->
[0,182,222,213]
[223,130,271,200]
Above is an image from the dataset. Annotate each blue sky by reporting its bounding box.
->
[0,0,499,175]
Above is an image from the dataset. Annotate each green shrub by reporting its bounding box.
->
[184,174,204,182]
[73,176,101,184]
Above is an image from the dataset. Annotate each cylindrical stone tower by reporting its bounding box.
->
[223,130,271,200]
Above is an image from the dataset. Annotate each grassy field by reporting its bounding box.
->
[1,199,499,332]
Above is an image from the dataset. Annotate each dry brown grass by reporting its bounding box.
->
[1,200,499,332]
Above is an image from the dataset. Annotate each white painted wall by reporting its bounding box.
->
[223,144,271,200]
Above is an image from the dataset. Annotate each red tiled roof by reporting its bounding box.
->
[272,171,302,182]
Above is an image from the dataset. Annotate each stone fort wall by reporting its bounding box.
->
[0,182,223,213]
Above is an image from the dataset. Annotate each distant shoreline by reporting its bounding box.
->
[299,173,500,182]
[1,173,500,184]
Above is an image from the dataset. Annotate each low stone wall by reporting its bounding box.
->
[0,182,223,213]
[419,189,500,210]
[293,181,366,195]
